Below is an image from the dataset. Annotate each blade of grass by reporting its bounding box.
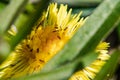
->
[51,0,102,7]
[42,0,120,72]
[0,0,51,63]
[0,0,28,62]
[117,22,120,41]
[0,0,9,4]
[93,49,120,80]
[14,3,35,29]
[9,0,51,50]
[0,2,6,13]
[72,8,94,17]
[0,0,28,35]
[18,52,98,80]
[0,37,10,62]
[19,61,80,80]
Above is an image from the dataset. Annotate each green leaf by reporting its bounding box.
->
[9,0,51,50]
[72,8,94,17]
[52,0,102,7]
[117,22,120,41]
[0,38,10,62]
[42,0,120,72]
[0,0,28,35]
[93,49,120,80]
[0,0,27,62]
[0,2,6,13]
[0,0,51,64]
[19,62,79,80]
[18,52,98,80]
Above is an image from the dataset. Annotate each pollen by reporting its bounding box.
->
[0,3,85,79]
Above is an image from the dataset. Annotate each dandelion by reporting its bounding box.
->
[0,3,110,80]
[0,3,85,79]
[69,42,110,80]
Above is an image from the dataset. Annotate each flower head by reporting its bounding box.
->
[69,42,110,80]
[0,3,85,79]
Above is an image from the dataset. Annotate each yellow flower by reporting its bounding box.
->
[0,3,85,79]
[69,42,110,80]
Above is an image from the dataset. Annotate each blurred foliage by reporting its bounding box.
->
[0,0,120,80]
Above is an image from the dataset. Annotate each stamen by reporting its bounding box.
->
[57,36,61,40]
[39,59,45,63]
[64,27,68,31]
[37,48,39,53]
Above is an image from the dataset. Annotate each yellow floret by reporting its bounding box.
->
[0,3,85,79]
[69,42,110,80]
